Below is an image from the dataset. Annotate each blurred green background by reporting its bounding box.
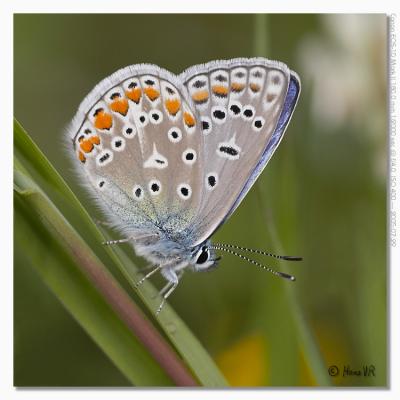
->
[14,14,387,386]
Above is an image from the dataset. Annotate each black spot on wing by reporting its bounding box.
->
[99,152,110,163]
[213,109,225,120]
[230,104,241,115]
[219,145,238,156]
[208,175,216,187]
[215,74,228,82]
[192,80,206,88]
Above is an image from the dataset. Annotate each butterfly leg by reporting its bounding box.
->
[155,268,183,315]
[103,237,135,245]
[156,282,178,315]
[136,263,157,275]
[134,264,162,288]
[154,281,174,299]
[152,270,184,299]
[103,233,158,246]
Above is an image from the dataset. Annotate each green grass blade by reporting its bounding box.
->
[14,171,173,386]
[14,118,227,386]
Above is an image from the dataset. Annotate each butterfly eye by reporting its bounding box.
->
[196,247,209,264]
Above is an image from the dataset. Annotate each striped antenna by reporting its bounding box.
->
[211,245,296,281]
[213,242,302,261]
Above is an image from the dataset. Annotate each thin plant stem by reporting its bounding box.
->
[14,171,198,386]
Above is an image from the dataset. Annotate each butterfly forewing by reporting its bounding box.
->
[70,66,205,237]
[180,58,300,245]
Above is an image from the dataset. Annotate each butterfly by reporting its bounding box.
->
[67,57,301,314]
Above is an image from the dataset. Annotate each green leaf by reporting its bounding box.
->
[14,171,173,386]
[14,119,227,387]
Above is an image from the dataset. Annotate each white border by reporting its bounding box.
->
[4,2,400,400]
[5,0,400,13]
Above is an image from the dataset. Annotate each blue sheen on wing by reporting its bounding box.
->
[215,74,301,229]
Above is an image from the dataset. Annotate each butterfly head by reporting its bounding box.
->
[190,240,221,272]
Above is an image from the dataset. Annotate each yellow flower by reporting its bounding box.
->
[216,333,267,386]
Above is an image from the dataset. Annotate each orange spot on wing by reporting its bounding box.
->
[78,151,86,163]
[125,88,142,104]
[231,82,245,92]
[110,98,129,116]
[212,85,229,96]
[94,110,113,130]
[192,90,209,102]
[165,98,181,116]
[80,138,94,153]
[144,87,160,101]
[89,135,101,145]
[250,83,261,92]
[183,112,196,127]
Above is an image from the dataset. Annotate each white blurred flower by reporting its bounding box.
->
[297,15,386,179]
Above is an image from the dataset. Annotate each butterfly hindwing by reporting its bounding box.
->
[69,65,205,237]
[180,58,300,245]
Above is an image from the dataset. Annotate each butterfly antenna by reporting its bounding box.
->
[211,245,296,281]
[213,242,302,261]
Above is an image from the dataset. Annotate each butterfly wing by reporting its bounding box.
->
[179,58,301,246]
[67,64,205,239]
[67,59,300,249]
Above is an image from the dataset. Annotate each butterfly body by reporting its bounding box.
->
[67,58,300,310]
[128,229,216,273]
